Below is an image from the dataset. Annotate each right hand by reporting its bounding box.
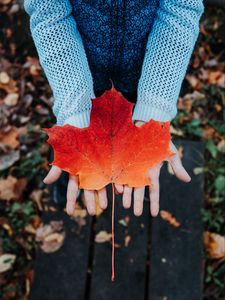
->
[43,166,108,216]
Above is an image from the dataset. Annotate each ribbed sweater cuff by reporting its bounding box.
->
[62,110,91,128]
[132,102,177,122]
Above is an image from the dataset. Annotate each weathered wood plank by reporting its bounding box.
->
[148,141,205,300]
[90,184,150,300]
[30,207,92,300]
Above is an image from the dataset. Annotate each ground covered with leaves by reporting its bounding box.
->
[0,1,224,299]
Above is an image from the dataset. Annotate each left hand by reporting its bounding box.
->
[114,120,191,217]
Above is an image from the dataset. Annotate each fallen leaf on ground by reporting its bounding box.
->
[35,221,66,253]
[160,210,181,228]
[193,167,204,175]
[0,176,26,201]
[0,78,18,94]
[204,231,225,259]
[0,254,16,273]
[95,230,112,243]
[4,93,19,106]
[0,72,10,84]
[0,126,19,149]
[72,203,87,218]
[118,216,130,227]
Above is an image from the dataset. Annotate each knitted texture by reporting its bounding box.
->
[70,0,159,95]
[133,0,205,122]
[24,0,204,128]
[24,0,95,127]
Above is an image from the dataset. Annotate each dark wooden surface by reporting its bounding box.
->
[30,141,205,300]
[90,185,150,300]
[149,141,205,300]
[30,211,93,300]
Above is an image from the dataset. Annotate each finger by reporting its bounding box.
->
[98,187,108,210]
[122,185,132,209]
[66,175,79,215]
[168,152,191,183]
[133,187,145,216]
[43,165,62,184]
[114,183,123,194]
[84,189,96,215]
[148,166,161,217]
[149,178,160,217]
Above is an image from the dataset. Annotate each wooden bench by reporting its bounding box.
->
[30,140,205,300]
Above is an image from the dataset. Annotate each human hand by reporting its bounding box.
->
[114,120,191,217]
[43,167,108,215]
[44,120,190,217]
[44,113,109,216]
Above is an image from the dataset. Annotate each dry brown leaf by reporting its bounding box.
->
[24,56,41,77]
[72,203,87,218]
[95,230,112,243]
[204,231,225,259]
[1,0,12,4]
[0,254,16,273]
[30,189,43,211]
[0,72,10,84]
[36,221,65,253]
[0,78,18,94]
[178,91,205,112]
[0,127,19,149]
[0,176,26,201]
[4,93,19,106]
[24,224,36,235]
[160,210,181,228]
[2,223,13,236]
[208,70,225,86]
[186,74,202,89]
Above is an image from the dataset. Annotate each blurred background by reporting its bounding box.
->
[0,1,224,299]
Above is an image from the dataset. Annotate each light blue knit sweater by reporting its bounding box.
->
[24,0,204,128]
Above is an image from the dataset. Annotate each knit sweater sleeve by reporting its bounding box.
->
[24,0,95,128]
[132,0,204,123]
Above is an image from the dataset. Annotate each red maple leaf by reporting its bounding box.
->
[44,85,174,281]
[45,86,173,190]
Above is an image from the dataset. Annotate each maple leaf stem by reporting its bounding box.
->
[111,182,115,282]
